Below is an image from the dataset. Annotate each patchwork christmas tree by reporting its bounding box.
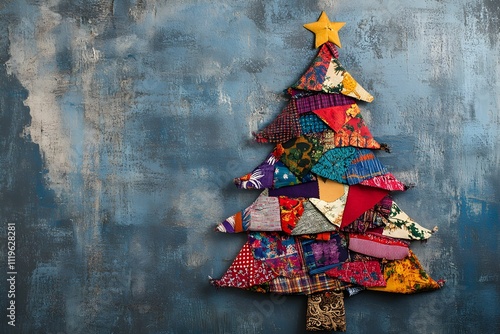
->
[209,12,444,332]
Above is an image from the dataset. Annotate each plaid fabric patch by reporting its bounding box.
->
[254,100,301,143]
[299,113,329,134]
[296,93,356,115]
[269,273,345,295]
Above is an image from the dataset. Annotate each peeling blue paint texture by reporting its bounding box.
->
[0,0,499,333]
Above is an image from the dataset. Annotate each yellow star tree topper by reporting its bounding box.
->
[304,11,345,48]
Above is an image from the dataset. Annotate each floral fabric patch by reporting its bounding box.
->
[368,250,444,294]
[248,232,304,277]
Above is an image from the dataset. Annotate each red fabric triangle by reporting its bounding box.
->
[341,184,389,229]
[214,242,278,288]
[312,104,358,132]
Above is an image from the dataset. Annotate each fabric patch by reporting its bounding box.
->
[291,42,373,103]
[292,43,334,92]
[341,195,392,233]
[273,161,316,189]
[306,291,347,332]
[248,232,304,277]
[309,186,348,227]
[209,242,278,288]
[268,181,320,198]
[216,190,281,233]
[317,177,347,202]
[279,135,323,178]
[323,58,374,102]
[368,250,444,294]
[359,172,407,191]
[348,233,409,260]
[295,92,356,115]
[269,272,345,295]
[325,260,386,288]
[299,113,330,134]
[279,197,305,234]
[301,234,349,274]
[382,201,435,240]
[291,201,338,235]
[234,152,278,190]
[253,99,301,143]
[341,184,389,229]
[311,147,357,183]
[345,149,388,185]
[312,103,360,132]
[334,114,381,150]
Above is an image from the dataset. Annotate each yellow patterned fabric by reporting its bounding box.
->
[368,250,443,294]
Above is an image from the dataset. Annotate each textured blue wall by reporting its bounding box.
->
[0,0,499,333]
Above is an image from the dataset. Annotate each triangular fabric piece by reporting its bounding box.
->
[292,201,338,235]
[323,58,374,102]
[359,172,407,191]
[368,250,444,294]
[334,114,381,150]
[382,201,436,240]
[310,147,357,183]
[312,103,360,132]
[326,260,386,288]
[248,232,304,277]
[341,184,389,228]
[306,291,347,332]
[346,149,388,185]
[209,242,278,288]
[216,190,281,233]
[253,99,301,143]
[309,185,349,227]
[234,152,278,189]
[291,42,373,103]
[317,178,346,202]
[292,43,335,92]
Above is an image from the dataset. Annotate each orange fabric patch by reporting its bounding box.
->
[234,211,243,233]
[279,197,305,234]
[317,177,346,202]
[368,250,442,294]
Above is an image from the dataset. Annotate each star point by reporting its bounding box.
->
[304,11,345,48]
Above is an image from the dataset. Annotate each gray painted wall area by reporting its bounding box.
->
[0,0,499,333]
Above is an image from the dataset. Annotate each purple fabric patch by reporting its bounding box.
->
[268,181,319,198]
[221,220,235,233]
[301,234,349,274]
[295,93,356,115]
